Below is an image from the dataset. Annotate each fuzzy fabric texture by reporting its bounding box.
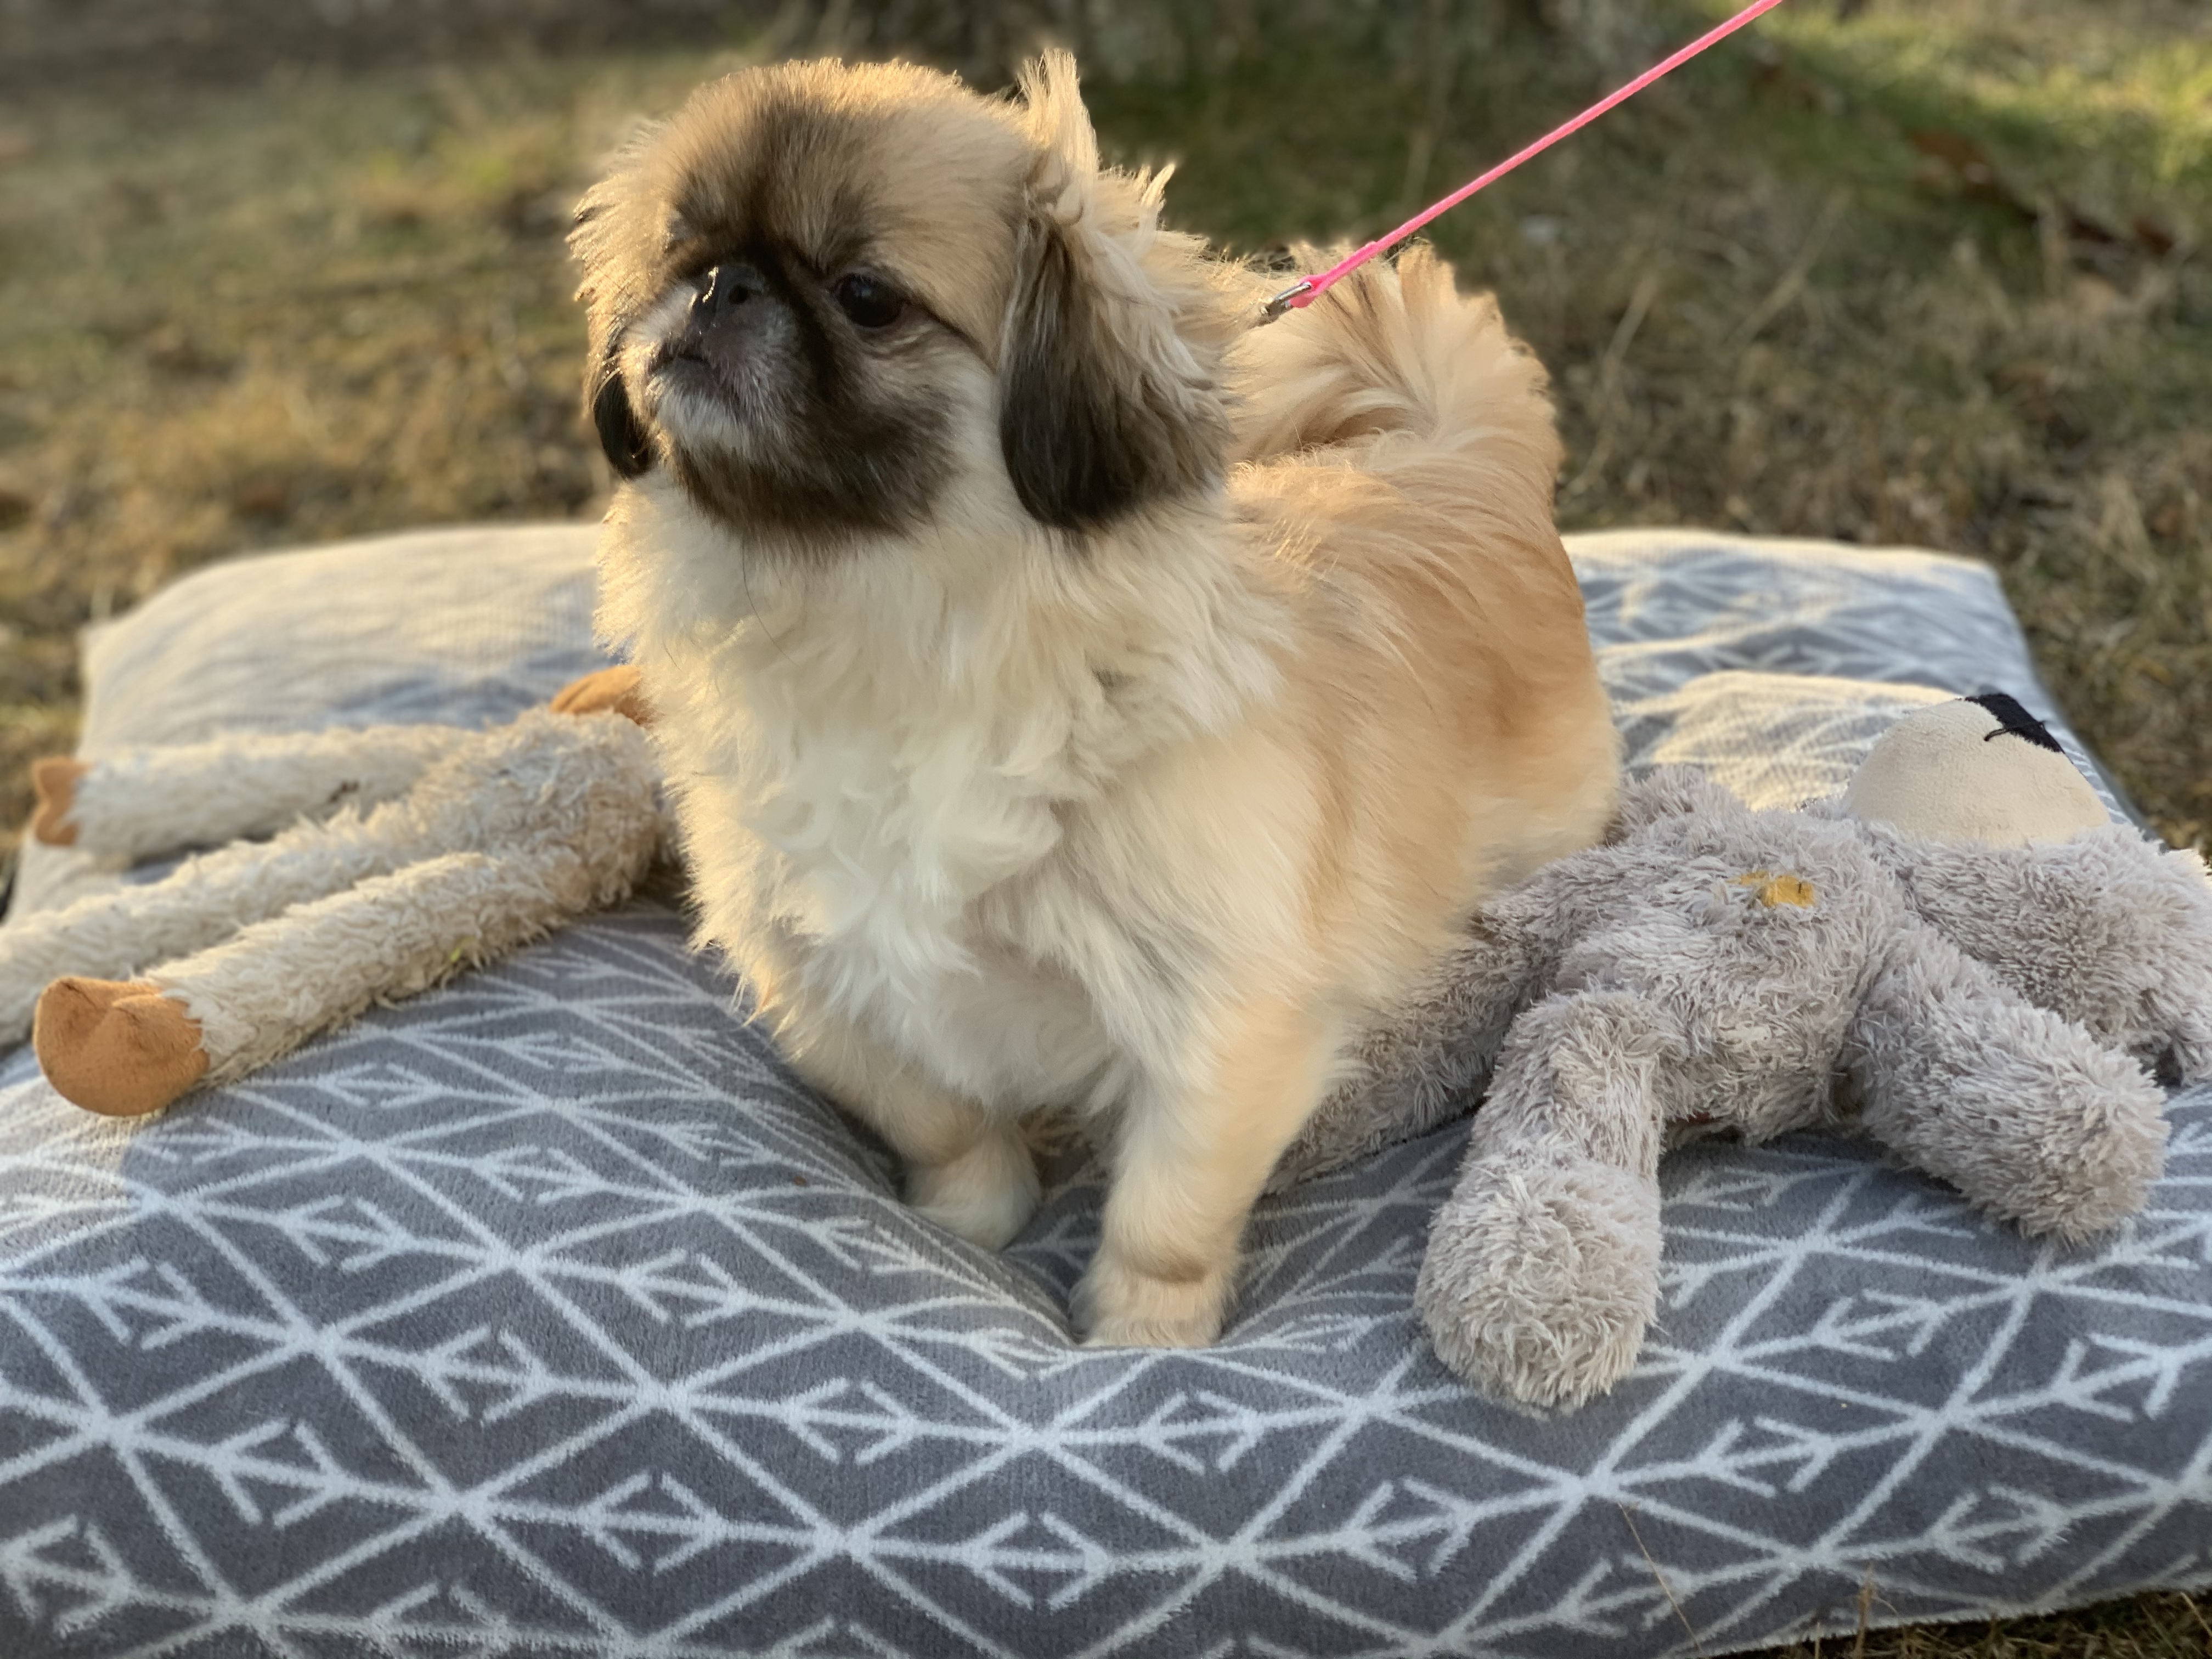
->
[34,723,475,864]
[157,844,624,1086]
[2,716,500,1040]
[1290,754,2210,1409]
[5,710,662,1109]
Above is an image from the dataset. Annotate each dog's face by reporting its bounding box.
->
[572,54,1241,552]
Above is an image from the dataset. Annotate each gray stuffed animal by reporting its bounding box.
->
[1276,694,2212,1409]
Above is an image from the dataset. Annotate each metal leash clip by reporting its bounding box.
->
[1258,279,1313,325]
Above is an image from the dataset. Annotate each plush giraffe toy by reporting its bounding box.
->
[4,668,654,1117]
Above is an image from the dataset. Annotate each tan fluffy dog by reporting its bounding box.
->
[572,52,1618,1346]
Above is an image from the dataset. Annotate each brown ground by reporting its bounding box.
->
[0,2,2208,1649]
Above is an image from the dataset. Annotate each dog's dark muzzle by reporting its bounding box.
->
[656,261,788,391]
[690,261,769,325]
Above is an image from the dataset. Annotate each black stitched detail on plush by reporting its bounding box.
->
[1968,691,2064,753]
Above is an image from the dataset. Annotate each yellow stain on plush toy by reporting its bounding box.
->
[1735,869,1818,909]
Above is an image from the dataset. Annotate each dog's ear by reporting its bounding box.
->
[998,52,1232,532]
[589,352,654,479]
[571,166,659,481]
[1000,218,1211,529]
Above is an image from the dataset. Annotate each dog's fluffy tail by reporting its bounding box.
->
[1228,245,1562,501]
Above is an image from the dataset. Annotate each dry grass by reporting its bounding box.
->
[1763,1589,2212,1658]
[0,3,2207,1647]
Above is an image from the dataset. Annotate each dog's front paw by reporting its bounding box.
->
[1074,1249,1234,1348]
[906,1126,1041,1250]
[1415,1154,1661,1408]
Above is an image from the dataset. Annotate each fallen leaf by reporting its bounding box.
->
[1908,128,2034,219]
[232,480,290,518]
[2132,215,2179,259]
[2063,203,2126,247]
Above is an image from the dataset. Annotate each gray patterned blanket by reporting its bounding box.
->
[2,525,2206,1659]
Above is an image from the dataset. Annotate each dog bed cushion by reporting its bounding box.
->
[1,525,2205,1659]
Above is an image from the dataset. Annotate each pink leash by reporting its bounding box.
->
[1262,0,1793,320]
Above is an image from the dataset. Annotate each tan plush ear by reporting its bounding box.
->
[998,52,1237,531]
[30,757,87,847]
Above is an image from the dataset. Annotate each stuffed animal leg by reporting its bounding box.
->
[1844,920,2169,1240]
[0,710,653,1045]
[37,842,619,1117]
[1,817,411,1042]
[6,721,497,1040]
[1414,986,1682,1409]
[31,723,470,860]
[1270,909,1557,1190]
[1864,828,2212,1085]
[1269,856,1612,1190]
[12,709,661,1115]
[1270,773,1739,1191]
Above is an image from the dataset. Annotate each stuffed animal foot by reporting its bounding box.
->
[1417,1151,1662,1407]
[550,665,652,725]
[30,758,88,848]
[32,978,208,1118]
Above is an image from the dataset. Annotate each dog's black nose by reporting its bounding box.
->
[692,263,767,320]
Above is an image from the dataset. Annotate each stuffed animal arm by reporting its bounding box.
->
[30,724,473,861]
[1271,766,1786,1194]
[5,694,659,1117]
[5,724,514,1040]
[1857,827,2212,1082]
[1280,695,2211,1410]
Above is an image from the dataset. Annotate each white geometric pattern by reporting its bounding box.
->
[1,526,2205,1657]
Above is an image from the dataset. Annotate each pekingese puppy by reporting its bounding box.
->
[572,52,1618,1346]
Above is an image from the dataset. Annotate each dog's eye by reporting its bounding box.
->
[831,272,906,330]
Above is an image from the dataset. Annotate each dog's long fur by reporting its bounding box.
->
[574,52,1619,1345]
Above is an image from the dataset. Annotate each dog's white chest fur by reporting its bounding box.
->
[614,496,1288,1117]
[753,695,1060,957]
[726,686,1111,1104]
